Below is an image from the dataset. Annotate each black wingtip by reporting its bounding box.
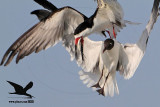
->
[0,62,3,66]
[6,81,11,84]
[31,10,38,15]
[31,9,51,21]
[30,81,33,84]
[0,55,8,66]
[96,89,105,96]
[34,0,58,11]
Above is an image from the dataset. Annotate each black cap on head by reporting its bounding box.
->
[103,39,114,53]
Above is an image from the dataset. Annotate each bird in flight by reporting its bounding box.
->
[74,0,139,50]
[7,81,34,98]
[1,0,159,97]
[0,0,139,65]
[0,0,106,66]
[77,0,160,96]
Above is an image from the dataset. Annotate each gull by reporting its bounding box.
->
[0,0,106,66]
[77,0,160,96]
[7,81,34,98]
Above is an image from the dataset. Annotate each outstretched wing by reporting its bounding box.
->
[75,37,103,72]
[34,0,57,11]
[24,81,33,92]
[117,0,160,79]
[0,7,86,66]
[7,81,23,92]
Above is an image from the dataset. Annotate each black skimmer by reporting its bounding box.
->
[74,0,139,42]
[31,0,57,21]
[77,0,160,96]
[0,0,106,66]
[7,81,34,98]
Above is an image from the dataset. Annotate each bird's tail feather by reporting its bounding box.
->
[124,20,141,25]
[79,70,119,96]
[103,71,119,97]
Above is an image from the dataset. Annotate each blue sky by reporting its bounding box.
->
[0,0,160,107]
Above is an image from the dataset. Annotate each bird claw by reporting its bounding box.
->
[96,88,105,96]
[80,37,84,61]
[91,83,101,88]
[105,30,111,38]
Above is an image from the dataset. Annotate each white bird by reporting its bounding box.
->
[74,0,138,46]
[77,0,160,96]
[0,0,106,66]
[74,0,140,60]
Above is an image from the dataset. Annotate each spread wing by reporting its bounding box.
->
[75,37,103,72]
[0,7,86,66]
[24,81,33,92]
[76,38,119,96]
[7,81,23,92]
[117,0,160,79]
[34,0,57,11]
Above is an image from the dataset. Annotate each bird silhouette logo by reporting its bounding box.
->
[7,81,34,98]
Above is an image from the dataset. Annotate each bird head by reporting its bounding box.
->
[103,39,114,53]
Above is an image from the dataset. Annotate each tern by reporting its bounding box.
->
[0,0,106,66]
[7,81,34,98]
[74,0,139,45]
[77,0,160,96]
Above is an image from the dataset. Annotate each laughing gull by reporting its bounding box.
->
[77,0,160,96]
[0,0,107,66]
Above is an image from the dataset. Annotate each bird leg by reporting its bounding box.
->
[101,31,107,37]
[105,30,111,38]
[75,37,81,46]
[96,72,110,96]
[75,37,85,61]
[75,37,81,59]
[113,26,116,38]
[91,68,104,88]
[80,37,84,61]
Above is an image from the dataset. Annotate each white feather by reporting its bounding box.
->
[78,0,159,96]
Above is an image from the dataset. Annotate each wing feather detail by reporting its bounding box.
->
[1,7,85,66]
[118,0,160,79]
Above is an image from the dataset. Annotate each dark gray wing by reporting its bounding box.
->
[0,7,85,66]
[34,0,57,11]
[31,9,51,21]
[24,81,33,92]
[7,81,23,92]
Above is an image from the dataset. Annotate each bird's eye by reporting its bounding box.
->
[109,43,112,46]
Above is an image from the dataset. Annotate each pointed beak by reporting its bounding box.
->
[103,48,106,53]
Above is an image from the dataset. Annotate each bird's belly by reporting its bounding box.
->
[101,48,119,71]
[92,17,112,32]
